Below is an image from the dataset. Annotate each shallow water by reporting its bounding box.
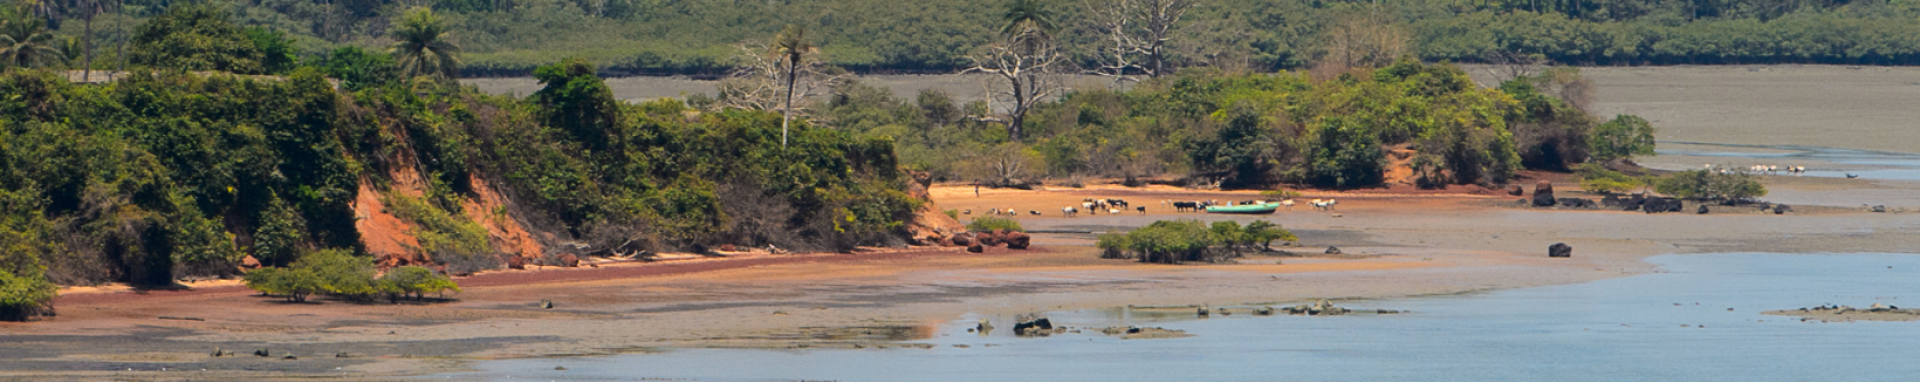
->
[1650,142,1920,181]
[438,253,1920,381]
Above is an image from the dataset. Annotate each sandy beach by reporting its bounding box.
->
[7,65,1920,380]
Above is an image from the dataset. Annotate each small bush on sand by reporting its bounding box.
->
[377,266,461,302]
[1098,219,1296,264]
[1656,169,1767,201]
[967,216,1024,232]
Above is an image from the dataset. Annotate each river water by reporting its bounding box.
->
[436,253,1920,381]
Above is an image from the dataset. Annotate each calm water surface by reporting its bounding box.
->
[437,253,1920,381]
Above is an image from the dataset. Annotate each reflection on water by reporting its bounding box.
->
[1653,142,1920,181]
[443,253,1920,381]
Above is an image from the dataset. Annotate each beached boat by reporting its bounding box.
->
[1205,202,1280,214]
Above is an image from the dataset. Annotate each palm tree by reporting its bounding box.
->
[770,24,815,148]
[0,13,62,69]
[1000,0,1057,53]
[388,7,461,80]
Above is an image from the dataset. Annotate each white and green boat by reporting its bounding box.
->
[1204,202,1280,214]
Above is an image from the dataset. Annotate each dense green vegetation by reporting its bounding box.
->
[966,216,1025,232]
[1096,219,1296,264]
[0,3,926,318]
[1656,169,1768,201]
[15,0,1920,76]
[243,249,458,302]
[828,60,1635,189]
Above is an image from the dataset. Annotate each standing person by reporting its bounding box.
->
[975,183,981,197]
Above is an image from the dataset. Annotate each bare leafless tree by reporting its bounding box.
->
[1085,0,1193,82]
[964,28,1063,143]
[1313,11,1407,78]
[1483,51,1547,84]
[714,40,846,119]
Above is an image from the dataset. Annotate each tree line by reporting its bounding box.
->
[11,0,1920,77]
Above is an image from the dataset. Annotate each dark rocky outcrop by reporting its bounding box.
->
[1325,246,1342,255]
[1773,204,1792,214]
[557,253,580,267]
[1558,198,1595,209]
[977,231,1002,247]
[1532,181,1556,207]
[967,241,985,253]
[1004,232,1031,249]
[1549,242,1572,258]
[1013,317,1055,336]
[1697,204,1710,214]
[507,255,527,270]
[1642,197,1683,213]
[1508,185,1524,196]
[949,233,973,247]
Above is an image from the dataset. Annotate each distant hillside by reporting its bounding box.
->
[28,0,1920,77]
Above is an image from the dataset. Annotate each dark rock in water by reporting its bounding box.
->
[1254,306,1275,316]
[1697,204,1710,214]
[1013,317,1054,336]
[1549,243,1573,258]
[1377,309,1401,314]
[1126,327,1142,334]
[540,299,554,309]
[254,348,270,357]
[1774,204,1792,214]
[1871,205,1888,213]
[282,355,297,360]
[1532,181,1556,207]
[211,347,225,357]
[1508,185,1524,196]
[1325,246,1342,255]
[1197,307,1210,317]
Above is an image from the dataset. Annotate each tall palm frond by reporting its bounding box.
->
[1000,0,1057,39]
[388,7,461,80]
[770,24,815,148]
[0,15,63,69]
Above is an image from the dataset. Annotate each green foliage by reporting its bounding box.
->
[532,58,623,150]
[1242,220,1297,250]
[291,248,379,299]
[1095,219,1216,264]
[0,9,63,69]
[1591,114,1658,161]
[0,268,56,320]
[1098,219,1294,264]
[966,216,1024,233]
[384,193,490,264]
[243,27,299,75]
[376,265,460,301]
[1308,117,1386,188]
[1656,169,1768,201]
[1260,189,1302,199]
[389,7,462,80]
[251,193,307,267]
[1575,163,1643,194]
[242,267,321,302]
[128,4,266,74]
[944,209,959,220]
[315,47,401,91]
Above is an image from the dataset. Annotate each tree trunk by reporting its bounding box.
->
[1008,75,1027,142]
[783,58,798,147]
[83,15,93,82]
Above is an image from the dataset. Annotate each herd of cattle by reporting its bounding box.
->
[961,197,1337,218]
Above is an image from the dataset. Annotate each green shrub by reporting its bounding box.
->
[1590,115,1657,161]
[943,209,959,220]
[384,194,492,269]
[292,249,381,299]
[1097,219,1295,264]
[1656,170,1767,201]
[1260,189,1302,199]
[377,266,461,302]
[243,267,322,303]
[1576,163,1641,194]
[966,216,1024,232]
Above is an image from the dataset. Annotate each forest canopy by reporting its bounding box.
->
[12,0,1920,76]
